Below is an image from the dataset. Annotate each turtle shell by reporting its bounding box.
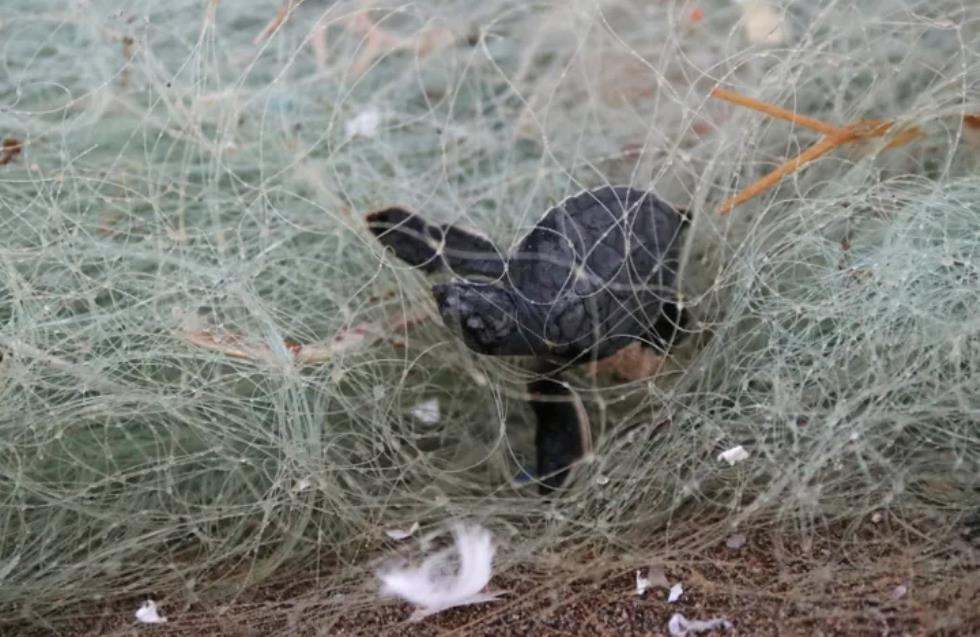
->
[505,186,686,361]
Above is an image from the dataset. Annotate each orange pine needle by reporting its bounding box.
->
[717,128,858,214]
[253,0,297,45]
[710,87,843,136]
[882,126,925,150]
[712,88,926,214]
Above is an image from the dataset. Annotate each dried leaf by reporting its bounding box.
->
[0,138,22,166]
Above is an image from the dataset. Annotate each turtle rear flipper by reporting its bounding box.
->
[366,207,505,279]
[528,373,591,495]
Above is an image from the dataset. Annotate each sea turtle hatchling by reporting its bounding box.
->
[366,185,690,493]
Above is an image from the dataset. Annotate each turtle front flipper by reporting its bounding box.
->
[432,281,550,356]
[527,371,591,495]
[366,207,505,279]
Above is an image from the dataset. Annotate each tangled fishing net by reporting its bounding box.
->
[0,0,978,632]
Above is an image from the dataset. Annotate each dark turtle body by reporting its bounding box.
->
[366,186,689,493]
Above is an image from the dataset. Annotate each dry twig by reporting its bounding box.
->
[253,1,454,76]
[179,311,430,365]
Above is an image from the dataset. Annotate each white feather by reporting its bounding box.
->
[378,523,498,622]
[345,108,380,138]
[135,600,167,624]
[668,612,733,635]
[410,399,441,424]
[735,0,788,46]
[635,570,650,595]
[385,521,420,541]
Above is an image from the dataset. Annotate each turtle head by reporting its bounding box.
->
[432,282,541,356]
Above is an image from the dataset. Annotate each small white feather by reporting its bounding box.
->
[635,570,650,596]
[717,445,750,465]
[346,108,381,138]
[385,521,420,541]
[736,0,788,46]
[668,613,733,636]
[135,600,167,624]
[410,399,441,424]
[378,523,498,622]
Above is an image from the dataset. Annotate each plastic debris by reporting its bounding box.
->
[668,582,684,603]
[735,0,788,46]
[725,533,746,549]
[294,477,312,492]
[378,523,499,622]
[717,445,750,465]
[635,570,650,596]
[385,521,420,541]
[346,109,381,138]
[135,600,168,624]
[668,613,733,636]
[410,399,441,424]
[892,584,908,600]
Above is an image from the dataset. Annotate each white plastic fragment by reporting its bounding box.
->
[135,600,168,624]
[635,570,650,596]
[718,445,750,465]
[892,584,908,600]
[725,533,747,549]
[294,477,312,492]
[668,613,733,636]
[410,399,441,425]
[346,108,381,138]
[735,0,788,46]
[668,582,684,603]
[385,521,420,541]
[378,523,498,622]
